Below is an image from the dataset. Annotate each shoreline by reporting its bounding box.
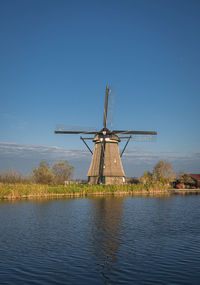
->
[168,188,200,194]
[0,183,200,201]
[0,191,171,201]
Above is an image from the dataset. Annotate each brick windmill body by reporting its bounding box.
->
[55,87,157,184]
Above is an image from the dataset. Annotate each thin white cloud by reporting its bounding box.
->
[0,142,89,159]
[0,142,199,178]
[0,142,199,162]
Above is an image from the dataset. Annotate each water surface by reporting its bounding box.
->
[0,195,200,284]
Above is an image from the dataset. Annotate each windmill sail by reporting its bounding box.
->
[55,86,157,184]
[103,86,110,128]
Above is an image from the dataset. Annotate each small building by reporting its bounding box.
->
[189,174,200,188]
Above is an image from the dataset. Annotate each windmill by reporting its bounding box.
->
[55,86,157,184]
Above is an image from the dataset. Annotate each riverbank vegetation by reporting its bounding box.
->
[0,160,74,185]
[0,183,170,200]
[0,160,174,199]
[1,159,198,200]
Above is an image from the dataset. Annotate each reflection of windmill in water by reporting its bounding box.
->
[55,86,157,184]
[91,197,124,274]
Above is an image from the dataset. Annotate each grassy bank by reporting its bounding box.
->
[0,183,169,200]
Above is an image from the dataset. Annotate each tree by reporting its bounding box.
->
[52,161,74,184]
[153,160,175,185]
[140,171,153,186]
[0,169,29,184]
[32,160,54,184]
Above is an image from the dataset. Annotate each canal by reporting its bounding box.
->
[0,195,200,284]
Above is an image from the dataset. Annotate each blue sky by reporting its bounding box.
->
[0,0,200,178]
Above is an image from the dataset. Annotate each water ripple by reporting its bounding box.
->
[1,196,200,284]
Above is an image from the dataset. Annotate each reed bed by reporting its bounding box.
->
[0,183,169,200]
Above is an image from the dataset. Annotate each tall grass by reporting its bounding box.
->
[0,183,169,200]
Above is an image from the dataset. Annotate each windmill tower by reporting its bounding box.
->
[55,86,157,184]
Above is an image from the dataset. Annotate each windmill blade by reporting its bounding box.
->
[131,134,157,142]
[55,125,98,134]
[103,86,110,128]
[55,130,97,134]
[98,138,106,184]
[113,130,157,135]
[106,86,115,128]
